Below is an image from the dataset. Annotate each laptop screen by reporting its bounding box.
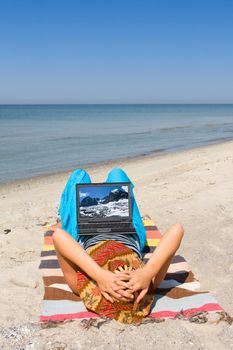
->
[77,183,130,220]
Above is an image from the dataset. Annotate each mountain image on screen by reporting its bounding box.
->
[79,185,129,218]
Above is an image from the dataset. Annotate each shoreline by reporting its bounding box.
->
[1,137,233,188]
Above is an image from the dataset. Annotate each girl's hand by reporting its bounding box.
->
[116,268,152,303]
[95,269,134,303]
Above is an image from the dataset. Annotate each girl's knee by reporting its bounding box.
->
[52,227,65,243]
[68,168,91,184]
[65,274,80,295]
[172,223,185,236]
[106,167,130,183]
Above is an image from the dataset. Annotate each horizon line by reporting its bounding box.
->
[1,101,233,106]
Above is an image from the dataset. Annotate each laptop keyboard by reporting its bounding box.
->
[79,222,132,229]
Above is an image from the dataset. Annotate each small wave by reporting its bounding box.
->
[51,136,79,142]
[205,123,219,127]
[51,131,153,141]
[127,131,152,136]
[223,128,233,133]
[222,122,233,126]
[205,122,233,127]
[140,148,166,156]
[160,125,193,131]
[206,136,233,143]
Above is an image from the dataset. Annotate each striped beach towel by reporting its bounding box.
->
[39,218,223,323]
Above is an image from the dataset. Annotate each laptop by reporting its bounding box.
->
[76,182,136,235]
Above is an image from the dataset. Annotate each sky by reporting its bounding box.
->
[79,185,128,200]
[0,0,233,104]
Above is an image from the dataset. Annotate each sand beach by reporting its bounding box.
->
[0,140,233,349]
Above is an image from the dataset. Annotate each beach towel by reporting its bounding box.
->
[39,217,223,323]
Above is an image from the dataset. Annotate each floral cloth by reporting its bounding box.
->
[76,240,154,324]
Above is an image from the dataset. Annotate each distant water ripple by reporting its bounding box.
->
[160,125,193,131]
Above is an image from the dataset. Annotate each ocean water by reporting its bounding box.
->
[1,104,233,183]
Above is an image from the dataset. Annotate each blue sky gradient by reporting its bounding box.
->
[0,0,233,103]
[79,185,128,200]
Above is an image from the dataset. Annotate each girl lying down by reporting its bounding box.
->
[50,168,184,324]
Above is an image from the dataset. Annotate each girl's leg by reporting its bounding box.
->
[53,169,91,294]
[150,223,185,290]
[106,167,132,184]
[52,227,82,295]
[55,246,80,295]
[106,167,146,251]
[59,168,92,241]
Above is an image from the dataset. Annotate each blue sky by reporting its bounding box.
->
[79,185,128,200]
[0,0,233,103]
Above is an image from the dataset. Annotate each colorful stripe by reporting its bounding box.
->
[145,238,160,247]
[145,230,162,239]
[150,303,223,319]
[44,236,54,245]
[40,311,99,322]
[151,293,218,313]
[40,218,224,322]
[43,245,56,252]
[41,250,56,257]
[40,303,223,322]
[167,261,190,273]
[143,219,157,226]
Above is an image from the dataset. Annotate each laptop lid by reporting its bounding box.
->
[76,182,132,223]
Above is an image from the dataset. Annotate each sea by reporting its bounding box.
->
[1,104,233,183]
